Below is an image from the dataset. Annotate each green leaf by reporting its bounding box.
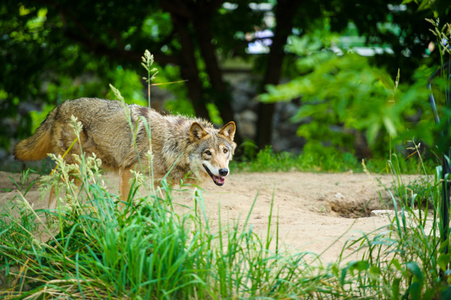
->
[340,260,369,285]
[408,282,422,300]
[391,277,401,300]
[383,115,397,137]
[438,252,451,271]
[406,261,424,282]
[442,285,451,300]
[366,121,381,145]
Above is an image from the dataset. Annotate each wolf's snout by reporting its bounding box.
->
[219,168,229,176]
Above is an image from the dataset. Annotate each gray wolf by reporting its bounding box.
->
[15,97,236,208]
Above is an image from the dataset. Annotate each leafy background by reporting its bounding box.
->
[0,0,450,166]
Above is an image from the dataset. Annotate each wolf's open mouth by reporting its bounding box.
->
[203,164,225,186]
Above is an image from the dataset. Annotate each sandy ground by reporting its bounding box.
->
[0,170,418,263]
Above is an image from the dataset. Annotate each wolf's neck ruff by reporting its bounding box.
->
[14,97,237,208]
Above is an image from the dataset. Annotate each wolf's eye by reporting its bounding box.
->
[205,150,212,155]
[223,148,228,154]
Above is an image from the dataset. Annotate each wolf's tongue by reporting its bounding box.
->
[213,175,225,185]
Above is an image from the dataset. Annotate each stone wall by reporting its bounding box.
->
[225,72,305,153]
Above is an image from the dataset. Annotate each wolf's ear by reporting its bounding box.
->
[219,121,236,141]
[190,122,209,142]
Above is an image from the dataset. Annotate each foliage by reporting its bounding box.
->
[2,0,451,152]
[261,33,443,159]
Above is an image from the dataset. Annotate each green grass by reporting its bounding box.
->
[0,159,329,299]
[1,148,451,299]
[232,145,436,175]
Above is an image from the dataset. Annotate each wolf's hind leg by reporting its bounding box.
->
[69,174,83,201]
[48,185,58,210]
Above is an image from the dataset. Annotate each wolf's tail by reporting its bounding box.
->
[15,108,57,161]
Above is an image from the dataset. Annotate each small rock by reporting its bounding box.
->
[371,210,396,217]
[335,192,344,199]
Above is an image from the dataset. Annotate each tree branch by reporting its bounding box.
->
[34,0,178,65]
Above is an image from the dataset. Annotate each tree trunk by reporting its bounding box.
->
[164,3,210,120]
[256,0,302,149]
[192,0,243,146]
[193,15,235,124]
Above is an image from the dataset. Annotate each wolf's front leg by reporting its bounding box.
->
[119,168,132,207]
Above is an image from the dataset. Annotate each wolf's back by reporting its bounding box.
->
[15,109,57,161]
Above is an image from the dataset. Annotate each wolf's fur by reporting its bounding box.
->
[15,98,236,208]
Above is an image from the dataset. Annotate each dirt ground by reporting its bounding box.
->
[0,170,419,263]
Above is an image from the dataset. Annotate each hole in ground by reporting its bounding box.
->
[327,198,392,218]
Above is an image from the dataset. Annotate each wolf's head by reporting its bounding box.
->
[189,121,236,186]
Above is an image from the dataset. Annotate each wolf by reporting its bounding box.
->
[15,97,237,208]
